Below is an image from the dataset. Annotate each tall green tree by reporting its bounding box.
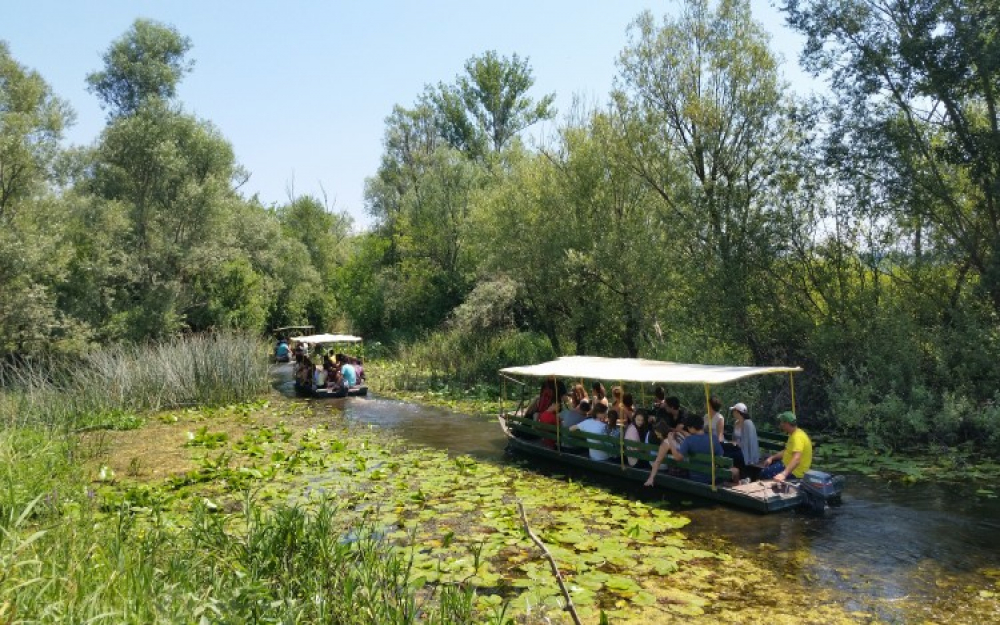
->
[0,43,79,356]
[614,0,796,362]
[431,51,556,157]
[86,19,193,118]
[784,0,1000,316]
[0,41,72,220]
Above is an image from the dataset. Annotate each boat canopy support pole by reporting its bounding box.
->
[704,383,716,491]
[789,372,797,416]
[619,380,625,471]
[554,375,561,454]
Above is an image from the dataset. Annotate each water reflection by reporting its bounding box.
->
[271,369,1000,615]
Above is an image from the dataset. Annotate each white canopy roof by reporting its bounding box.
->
[290,333,363,344]
[500,356,801,385]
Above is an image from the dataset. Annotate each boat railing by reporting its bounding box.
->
[504,414,734,481]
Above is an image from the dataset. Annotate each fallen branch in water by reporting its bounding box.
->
[517,500,582,625]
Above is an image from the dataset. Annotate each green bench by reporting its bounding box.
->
[506,414,734,481]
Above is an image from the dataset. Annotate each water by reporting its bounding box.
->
[273,369,1000,616]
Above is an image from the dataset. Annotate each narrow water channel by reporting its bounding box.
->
[274,370,1000,617]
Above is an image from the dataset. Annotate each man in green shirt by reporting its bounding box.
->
[760,411,812,482]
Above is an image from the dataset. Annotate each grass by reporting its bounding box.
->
[0,332,271,431]
[0,334,491,624]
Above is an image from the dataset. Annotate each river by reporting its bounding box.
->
[275,372,1000,620]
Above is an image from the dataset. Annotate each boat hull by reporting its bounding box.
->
[294,382,369,398]
[500,414,816,514]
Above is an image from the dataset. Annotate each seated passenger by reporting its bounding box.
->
[526,379,556,419]
[274,338,290,362]
[645,413,725,485]
[643,419,677,485]
[760,411,812,483]
[588,382,609,415]
[537,401,559,449]
[663,397,688,453]
[723,402,760,481]
[340,359,358,387]
[569,383,588,409]
[624,409,652,468]
[621,393,636,423]
[561,397,589,429]
[353,357,365,381]
[570,403,611,461]
[704,395,725,444]
[653,386,667,410]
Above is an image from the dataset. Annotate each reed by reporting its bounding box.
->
[0,332,271,431]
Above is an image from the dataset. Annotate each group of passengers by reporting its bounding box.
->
[294,348,365,392]
[522,381,812,488]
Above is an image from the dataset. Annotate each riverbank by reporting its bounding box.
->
[4,393,997,622]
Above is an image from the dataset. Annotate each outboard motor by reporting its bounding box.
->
[798,470,845,514]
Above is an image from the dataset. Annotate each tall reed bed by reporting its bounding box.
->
[0,332,271,430]
[0,496,478,624]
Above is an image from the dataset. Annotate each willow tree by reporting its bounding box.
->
[614,0,797,362]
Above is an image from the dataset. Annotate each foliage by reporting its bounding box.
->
[431,50,556,157]
[86,18,193,118]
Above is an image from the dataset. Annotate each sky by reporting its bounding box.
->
[4,1,821,229]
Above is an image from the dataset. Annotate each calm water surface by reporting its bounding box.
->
[273,368,1000,616]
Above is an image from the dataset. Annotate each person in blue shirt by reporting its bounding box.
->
[644,413,725,485]
[338,354,358,387]
[274,338,290,362]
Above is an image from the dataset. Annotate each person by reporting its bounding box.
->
[643,419,678,485]
[663,397,688,453]
[760,411,813,482]
[561,397,589,429]
[296,356,315,388]
[274,337,290,363]
[704,396,725,444]
[569,383,588,408]
[723,402,760,481]
[645,413,725,486]
[571,403,611,461]
[624,409,651,467]
[653,386,667,410]
[537,400,560,450]
[340,357,358,387]
[526,379,557,419]
[621,393,636,423]
[611,386,624,414]
[354,357,365,382]
[589,382,608,415]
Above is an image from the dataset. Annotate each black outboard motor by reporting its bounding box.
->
[798,470,845,514]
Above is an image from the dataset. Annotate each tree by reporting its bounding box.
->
[614,0,796,361]
[783,0,1000,316]
[432,51,556,156]
[0,41,72,220]
[86,18,193,117]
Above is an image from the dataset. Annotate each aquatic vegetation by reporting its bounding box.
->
[3,397,1000,622]
[814,441,1000,485]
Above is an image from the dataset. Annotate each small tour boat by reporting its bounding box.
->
[291,333,369,398]
[498,356,844,514]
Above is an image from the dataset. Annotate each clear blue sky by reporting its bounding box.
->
[5,0,818,229]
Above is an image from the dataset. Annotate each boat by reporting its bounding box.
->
[290,333,369,399]
[271,325,313,363]
[498,356,844,514]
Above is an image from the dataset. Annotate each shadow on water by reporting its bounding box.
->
[272,367,1000,614]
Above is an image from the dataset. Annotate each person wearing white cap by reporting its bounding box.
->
[723,402,760,481]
